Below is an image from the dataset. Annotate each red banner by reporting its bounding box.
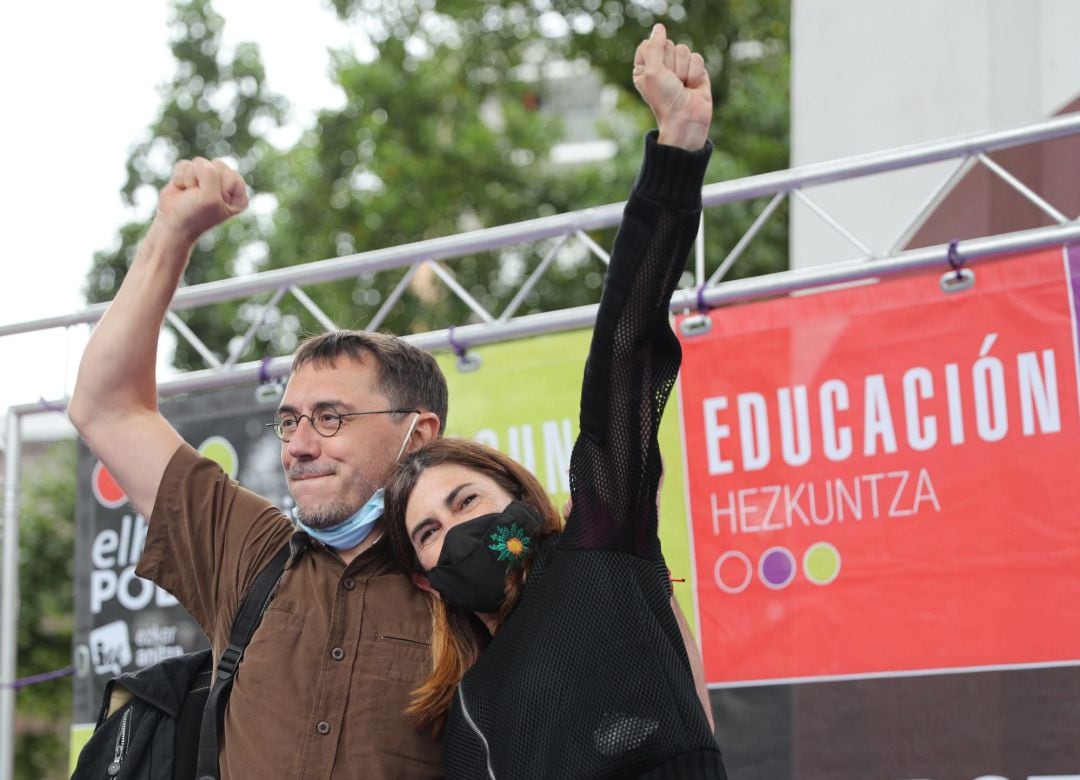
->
[677,245,1080,685]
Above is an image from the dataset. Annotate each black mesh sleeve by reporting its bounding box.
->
[565,132,712,557]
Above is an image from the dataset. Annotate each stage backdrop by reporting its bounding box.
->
[678,244,1080,777]
[70,246,1080,777]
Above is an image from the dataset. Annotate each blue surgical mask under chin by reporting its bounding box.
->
[293,488,385,550]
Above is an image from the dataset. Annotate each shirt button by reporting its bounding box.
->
[316,720,331,735]
[342,577,355,590]
[331,647,345,661]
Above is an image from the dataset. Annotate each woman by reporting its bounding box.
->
[384,24,727,779]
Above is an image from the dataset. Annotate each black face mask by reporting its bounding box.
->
[425,500,544,614]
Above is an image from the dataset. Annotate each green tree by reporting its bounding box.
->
[259,27,609,340]
[322,0,792,285]
[13,441,76,780]
[262,0,790,341]
[85,0,790,360]
[84,0,287,371]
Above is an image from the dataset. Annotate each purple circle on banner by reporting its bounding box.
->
[760,547,796,589]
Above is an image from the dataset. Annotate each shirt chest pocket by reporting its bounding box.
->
[361,573,435,683]
[236,605,309,672]
[229,604,313,719]
[257,605,306,632]
[375,631,431,682]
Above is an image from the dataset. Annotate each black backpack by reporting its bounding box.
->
[72,545,291,780]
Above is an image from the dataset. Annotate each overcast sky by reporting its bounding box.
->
[0,1,351,427]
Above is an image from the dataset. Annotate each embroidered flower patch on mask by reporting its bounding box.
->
[488,522,532,566]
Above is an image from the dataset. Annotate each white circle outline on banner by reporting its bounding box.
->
[714,550,753,594]
[803,541,842,586]
[758,546,797,590]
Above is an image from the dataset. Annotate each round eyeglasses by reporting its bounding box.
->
[267,406,419,441]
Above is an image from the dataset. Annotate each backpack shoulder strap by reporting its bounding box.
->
[195,543,292,780]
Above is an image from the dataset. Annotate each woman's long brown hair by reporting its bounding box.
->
[384,438,564,733]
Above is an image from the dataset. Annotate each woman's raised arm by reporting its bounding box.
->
[565,25,713,556]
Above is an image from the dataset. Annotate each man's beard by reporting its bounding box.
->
[293,497,357,530]
[290,469,379,530]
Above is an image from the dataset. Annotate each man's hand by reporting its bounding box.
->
[632,23,712,151]
[155,157,249,247]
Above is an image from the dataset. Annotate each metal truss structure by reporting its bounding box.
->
[3,112,1080,771]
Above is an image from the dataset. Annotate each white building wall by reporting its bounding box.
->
[790,0,1080,268]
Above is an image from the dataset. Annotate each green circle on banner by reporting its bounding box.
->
[803,542,841,586]
[198,436,239,479]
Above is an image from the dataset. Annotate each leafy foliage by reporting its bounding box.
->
[83,0,790,367]
[14,441,76,780]
[261,30,626,341]
[321,0,792,285]
[84,0,288,370]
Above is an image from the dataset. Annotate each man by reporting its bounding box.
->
[69,159,446,777]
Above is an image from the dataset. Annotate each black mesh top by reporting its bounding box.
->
[442,133,727,779]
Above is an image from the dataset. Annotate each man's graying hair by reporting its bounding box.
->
[292,331,448,435]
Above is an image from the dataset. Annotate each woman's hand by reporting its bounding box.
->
[632,23,713,151]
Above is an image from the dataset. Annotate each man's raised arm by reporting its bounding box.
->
[69,157,248,518]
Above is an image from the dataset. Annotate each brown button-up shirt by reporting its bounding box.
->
[137,444,442,779]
